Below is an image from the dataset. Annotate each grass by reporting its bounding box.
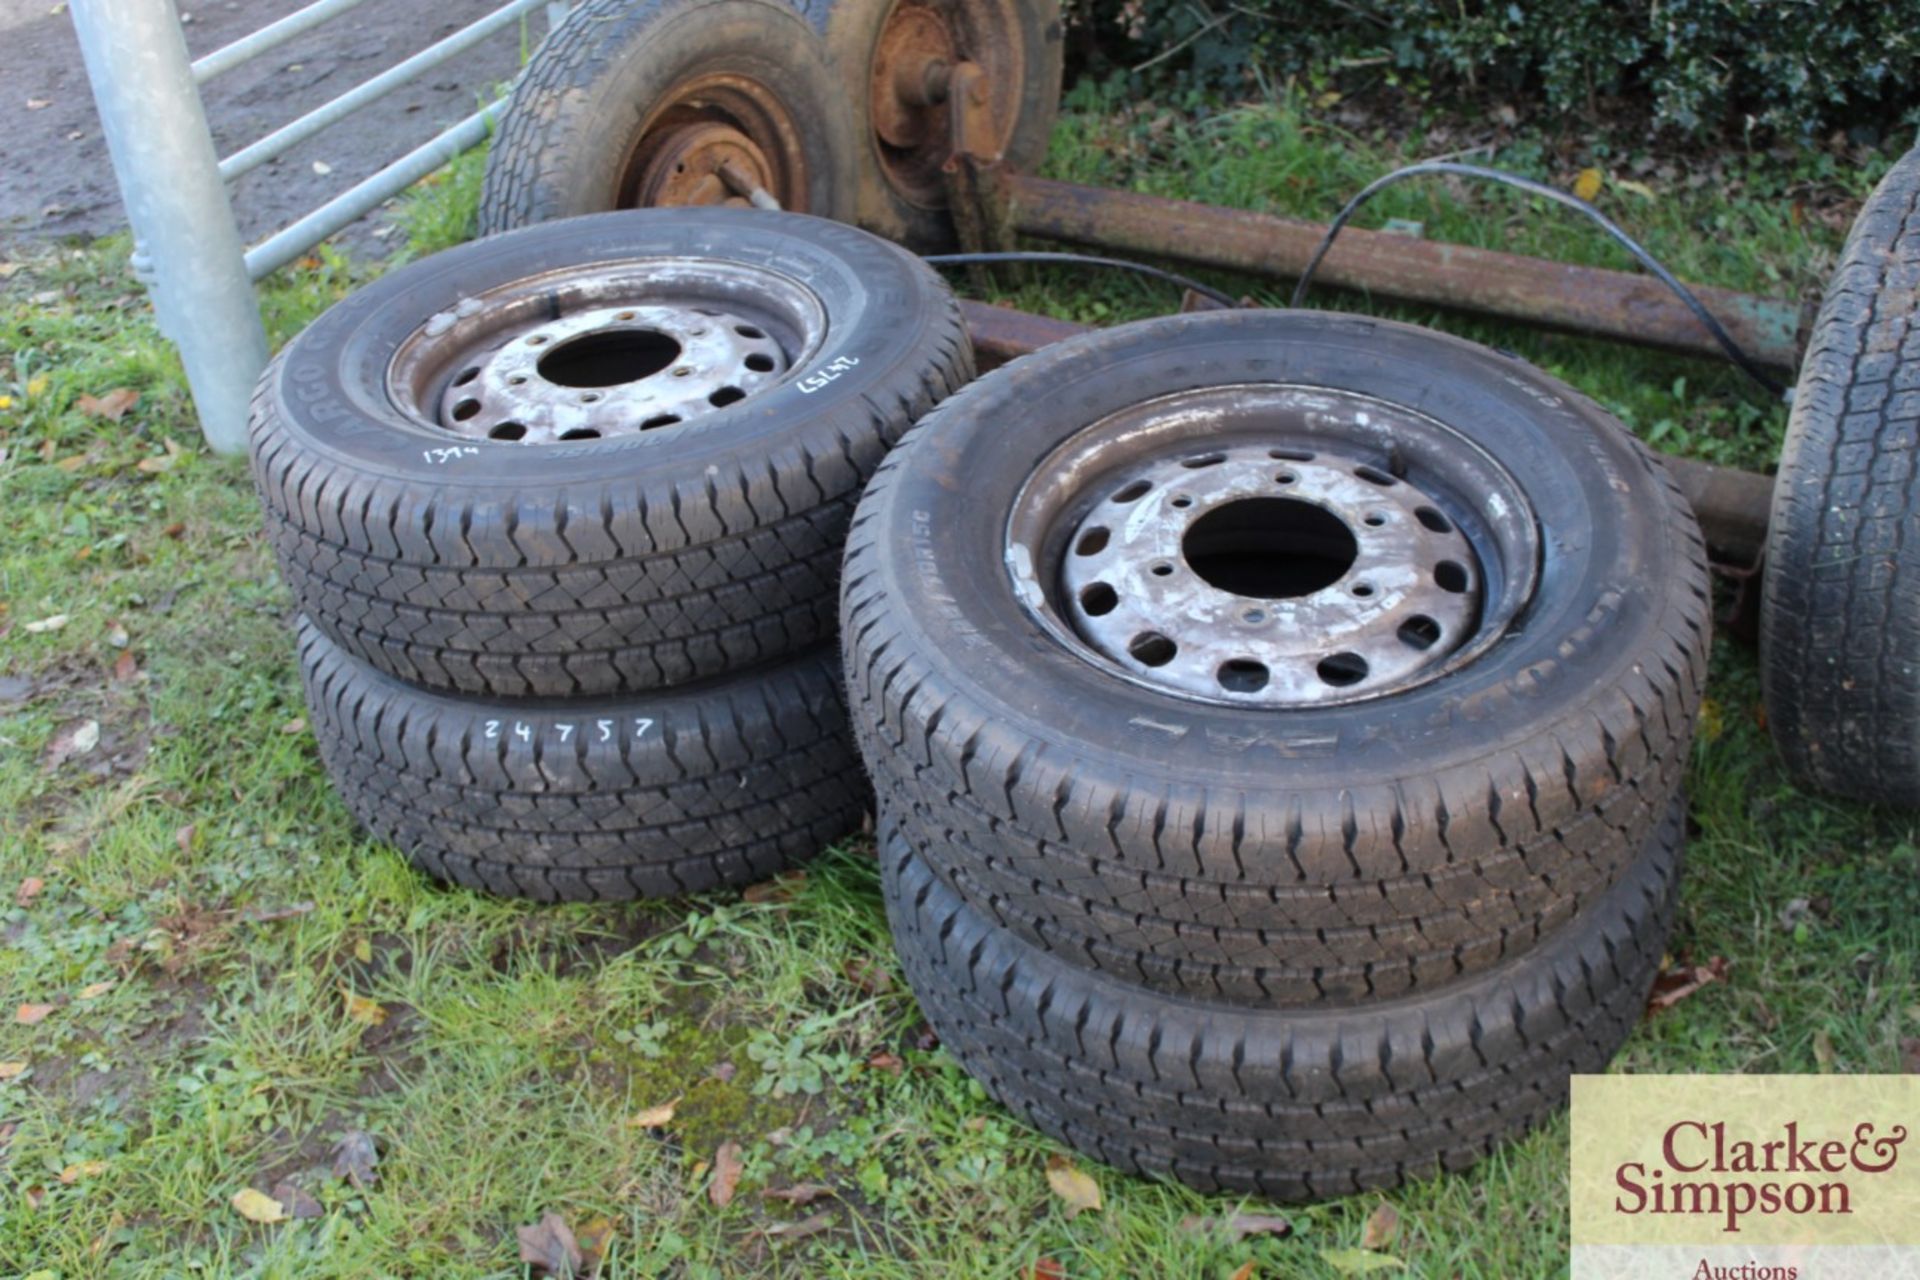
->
[1,89,1917,1278]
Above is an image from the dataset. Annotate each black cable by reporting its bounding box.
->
[921,251,1240,310]
[1287,160,1788,399]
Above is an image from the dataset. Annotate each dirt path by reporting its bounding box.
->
[0,0,556,254]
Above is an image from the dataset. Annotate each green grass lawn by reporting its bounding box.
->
[2,92,1916,1278]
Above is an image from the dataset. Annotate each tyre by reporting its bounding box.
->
[1761,143,1920,806]
[843,310,1710,1006]
[250,208,969,700]
[883,795,1683,1201]
[476,0,858,233]
[298,618,865,901]
[818,0,1064,250]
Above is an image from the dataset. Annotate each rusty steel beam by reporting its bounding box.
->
[1001,176,1810,371]
[958,300,1775,564]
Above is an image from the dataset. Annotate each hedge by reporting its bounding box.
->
[1068,1,1920,145]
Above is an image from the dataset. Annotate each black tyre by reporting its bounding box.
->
[819,0,1064,250]
[884,795,1682,1201]
[477,0,858,233]
[844,310,1710,1006]
[250,208,969,699]
[1761,143,1920,806]
[299,619,865,901]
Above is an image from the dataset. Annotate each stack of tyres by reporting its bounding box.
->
[247,208,969,900]
[844,310,1713,1199]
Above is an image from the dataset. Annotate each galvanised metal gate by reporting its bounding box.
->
[66,0,567,453]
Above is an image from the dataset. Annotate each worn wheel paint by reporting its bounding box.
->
[249,208,969,700]
[843,310,1709,1007]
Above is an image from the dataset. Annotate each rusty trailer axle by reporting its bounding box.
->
[988,175,1811,371]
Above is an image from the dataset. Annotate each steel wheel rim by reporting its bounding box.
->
[616,74,810,211]
[1005,384,1542,707]
[386,258,827,445]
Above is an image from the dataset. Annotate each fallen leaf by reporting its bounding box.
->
[1027,1259,1066,1280]
[1646,955,1730,1015]
[342,989,386,1026]
[1045,1154,1102,1218]
[517,1212,582,1277]
[175,824,196,854]
[59,1160,108,1183]
[231,1187,286,1224]
[26,375,48,398]
[1572,167,1604,202]
[843,958,893,994]
[162,521,186,539]
[112,651,137,682]
[45,718,100,767]
[866,1050,904,1074]
[23,614,68,633]
[575,1216,615,1271]
[77,981,113,1000]
[1814,1029,1837,1071]
[272,1180,323,1219]
[1778,898,1812,931]
[16,877,44,907]
[1181,1210,1293,1241]
[763,1182,836,1206]
[15,1003,55,1025]
[281,717,307,736]
[331,1130,379,1189]
[742,871,806,904]
[759,1212,833,1242]
[629,1099,678,1128]
[1229,1264,1257,1280]
[77,388,139,421]
[0,1062,27,1080]
[1320,1247,1404,1275]
[352,937,373,963]
[710,1140,744,1207]
[1615,177,1658,200]
[1361,1202,1400,1250]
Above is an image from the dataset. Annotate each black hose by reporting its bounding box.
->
[921,251,1240,310]
[1286,160,1788,399]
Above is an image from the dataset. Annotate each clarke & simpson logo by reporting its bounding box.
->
[1570,1077,1920,1280]
[1612,1119,1908,1233]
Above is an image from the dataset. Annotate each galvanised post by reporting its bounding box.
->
[68,0,269,455]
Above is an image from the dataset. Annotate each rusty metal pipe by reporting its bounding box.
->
[958,300,1774,564]
[1002,176,1809,371]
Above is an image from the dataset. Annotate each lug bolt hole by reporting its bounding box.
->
[1352,582,1374,598]
[1363,512,1387,527]
[1171,496,1193,509]
[1080,583,1118,616]
[1274,471,1297,485]
[1398,615,1442,650]
[1150,562,1174,576]
[1128,632,1177,667]
[1217,659,1270,693]
[1242,608,1265,624]
[1317,652,1370,687]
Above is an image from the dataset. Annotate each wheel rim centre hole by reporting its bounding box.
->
[1180,497,1358,599]
[535,328,682,388]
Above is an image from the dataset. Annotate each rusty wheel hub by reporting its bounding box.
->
[617,76,808,211]
[869,0,1019,207]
